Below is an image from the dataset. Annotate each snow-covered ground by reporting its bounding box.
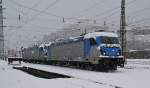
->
[1,59,150,88]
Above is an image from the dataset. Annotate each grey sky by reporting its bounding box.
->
[3,0,150,49]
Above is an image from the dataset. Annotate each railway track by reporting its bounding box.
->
[13,66,71,79]
[13,66,122,88]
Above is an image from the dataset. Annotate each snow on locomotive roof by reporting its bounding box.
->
[39,44,45,48]
[84,32,118,39]
[69,36,83,41]
[39,42,53,48]
[45,42,52,46]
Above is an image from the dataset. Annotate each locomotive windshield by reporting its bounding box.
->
[101,37,119,44]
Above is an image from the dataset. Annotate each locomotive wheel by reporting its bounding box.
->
[80,64,86,69]
[85,65,93,71]
[111,64,117,70]
[120,63,124,68]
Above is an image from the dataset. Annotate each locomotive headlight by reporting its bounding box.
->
[97,46,100,50]
[117,50,121,55]
[117,52,120,55]
[100,48,106,56]
[103,52,106,56]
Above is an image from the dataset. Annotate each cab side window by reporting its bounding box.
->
[90,38,97,46]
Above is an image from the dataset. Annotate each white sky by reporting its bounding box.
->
[3,0,150,49]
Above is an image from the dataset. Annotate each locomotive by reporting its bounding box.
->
[22,31,125,71]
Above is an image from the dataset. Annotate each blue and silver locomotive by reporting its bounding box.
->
[22,31,124,70]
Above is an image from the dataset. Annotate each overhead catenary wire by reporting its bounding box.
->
[72,0,107,18]
[97,0,144,27]
[106,7,150,26]
[9,0,61,18]
[6,0,62,32]
[4,1,27,16]
[17,0,42,22]
[23,0,61,25]
[6,0,138,26]
[6,23,62,31]
[107,16,150,28]
[6,0,150,30]
[6,0,80,34]
[18,0,61,31]
[8,0,77,20]
[125,7,150,21]
[4,0,42,21]
[22,0,42,17]
[122,7,150,26]
[93,0,137,19]
[129,7,150,15]
[128,17,150,25]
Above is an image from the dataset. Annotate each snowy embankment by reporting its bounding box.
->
[1,59,150,88]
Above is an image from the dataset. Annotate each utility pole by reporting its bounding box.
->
[0,0,4,60]
[120,0,126,59]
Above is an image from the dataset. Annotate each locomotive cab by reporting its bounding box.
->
[84,32,124,69]
[99,37,121,57]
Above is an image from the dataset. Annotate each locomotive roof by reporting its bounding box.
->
[45,42,53,46]
[84,32,118,39]
[39,42,53,48]
[39,44,45,48]
[52,36,83,45]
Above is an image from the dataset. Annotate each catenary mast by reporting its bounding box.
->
[120,0,126,59]
[0,0,4,60]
